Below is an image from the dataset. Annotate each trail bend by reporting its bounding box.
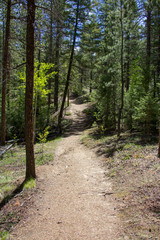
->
[11,98,121,240]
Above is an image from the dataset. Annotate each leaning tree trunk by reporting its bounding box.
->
[1,0,11,145]
[58,0,80,132]
[25,0,36,179]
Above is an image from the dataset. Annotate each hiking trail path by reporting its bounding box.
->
[11,98,122,240]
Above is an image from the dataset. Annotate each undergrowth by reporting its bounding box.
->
[0,137,62,203]
[0,136,62,239]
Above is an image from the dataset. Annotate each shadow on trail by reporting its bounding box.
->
[0,181,25,211]
[64,114,93,137]
[63,99,94,137]
[88,132,158,159]
[70,95,91,105]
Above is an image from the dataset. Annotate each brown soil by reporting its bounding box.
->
[81,123,160,239]
[9,99,121,240]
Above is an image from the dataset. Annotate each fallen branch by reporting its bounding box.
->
[0,141,16,158]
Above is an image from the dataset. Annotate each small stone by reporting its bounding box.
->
[57,221,62,224]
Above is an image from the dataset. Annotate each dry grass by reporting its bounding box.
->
[0,137,62,239]
[82,129,160,239]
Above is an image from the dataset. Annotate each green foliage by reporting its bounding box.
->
[37,126,50,144]
[0,231,10,240]
[6,63,56,138]
[36,153,52,166]
[19,62,55,98]
[23,178,36,190]
[35,136,62,166]
[6,88,25,138]
[34,62,55,96]
[37,126,50,159]
[133,93,159,132]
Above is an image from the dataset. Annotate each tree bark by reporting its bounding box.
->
[90,70,93,94]
[58,0,80,132]
[0,23,3,85]
[157,28,160,97]
[54,23,60,112]
[126,34,130,91]
[158,128,160,157]
[117,0,124,137]
[7,52,11,111]
[47,0,53,123]
[25,0,36,179]
[80,69,83,93]
[145,7,151,92]
[1,0,11,145]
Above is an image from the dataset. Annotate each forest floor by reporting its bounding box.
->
[0,97,160,239]
[1,98,121,240]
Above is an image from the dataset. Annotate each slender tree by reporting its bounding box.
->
[117,0,124,136]
[1,0,11,145]
[145,0,151,92]
[25,0,36,179]
[54,21,61,112]
[58,0,80,132]
[47,0,53,123]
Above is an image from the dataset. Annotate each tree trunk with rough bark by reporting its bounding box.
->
[47,0,53,123]
[25,0,36,179]
[145,7,151,92]
[117,0,124,137]
[54,23,60,112]
[1,0,11,145]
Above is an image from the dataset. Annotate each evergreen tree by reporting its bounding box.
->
[25,0,36,179]
[1,0,11,145]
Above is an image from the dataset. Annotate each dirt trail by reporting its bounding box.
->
[11,99,121,240]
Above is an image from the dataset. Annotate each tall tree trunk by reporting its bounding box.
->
[80,69,83,94]
[157,29,160,97]
[34,40,41,142]
[54,23,60,112]
[58,0,80,132]
[0,24,3,84]
[145,7,151,92]
[158,128,160,157]
[90,70,93,94]
[25,0,36,179]
[158,21,160,157]
[117,0,124,137]
[1,0,11,145]
[7,52,11,111]
[126,34,130,91]
[67,89,69,107]
[153,71,156,98]
[47,0,53,123]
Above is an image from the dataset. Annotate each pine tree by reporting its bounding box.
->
[25,0,36,179]
[1,0,11,145]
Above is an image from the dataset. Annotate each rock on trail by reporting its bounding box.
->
[10,98,121,240]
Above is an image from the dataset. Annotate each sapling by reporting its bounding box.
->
[37,126,50,160]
